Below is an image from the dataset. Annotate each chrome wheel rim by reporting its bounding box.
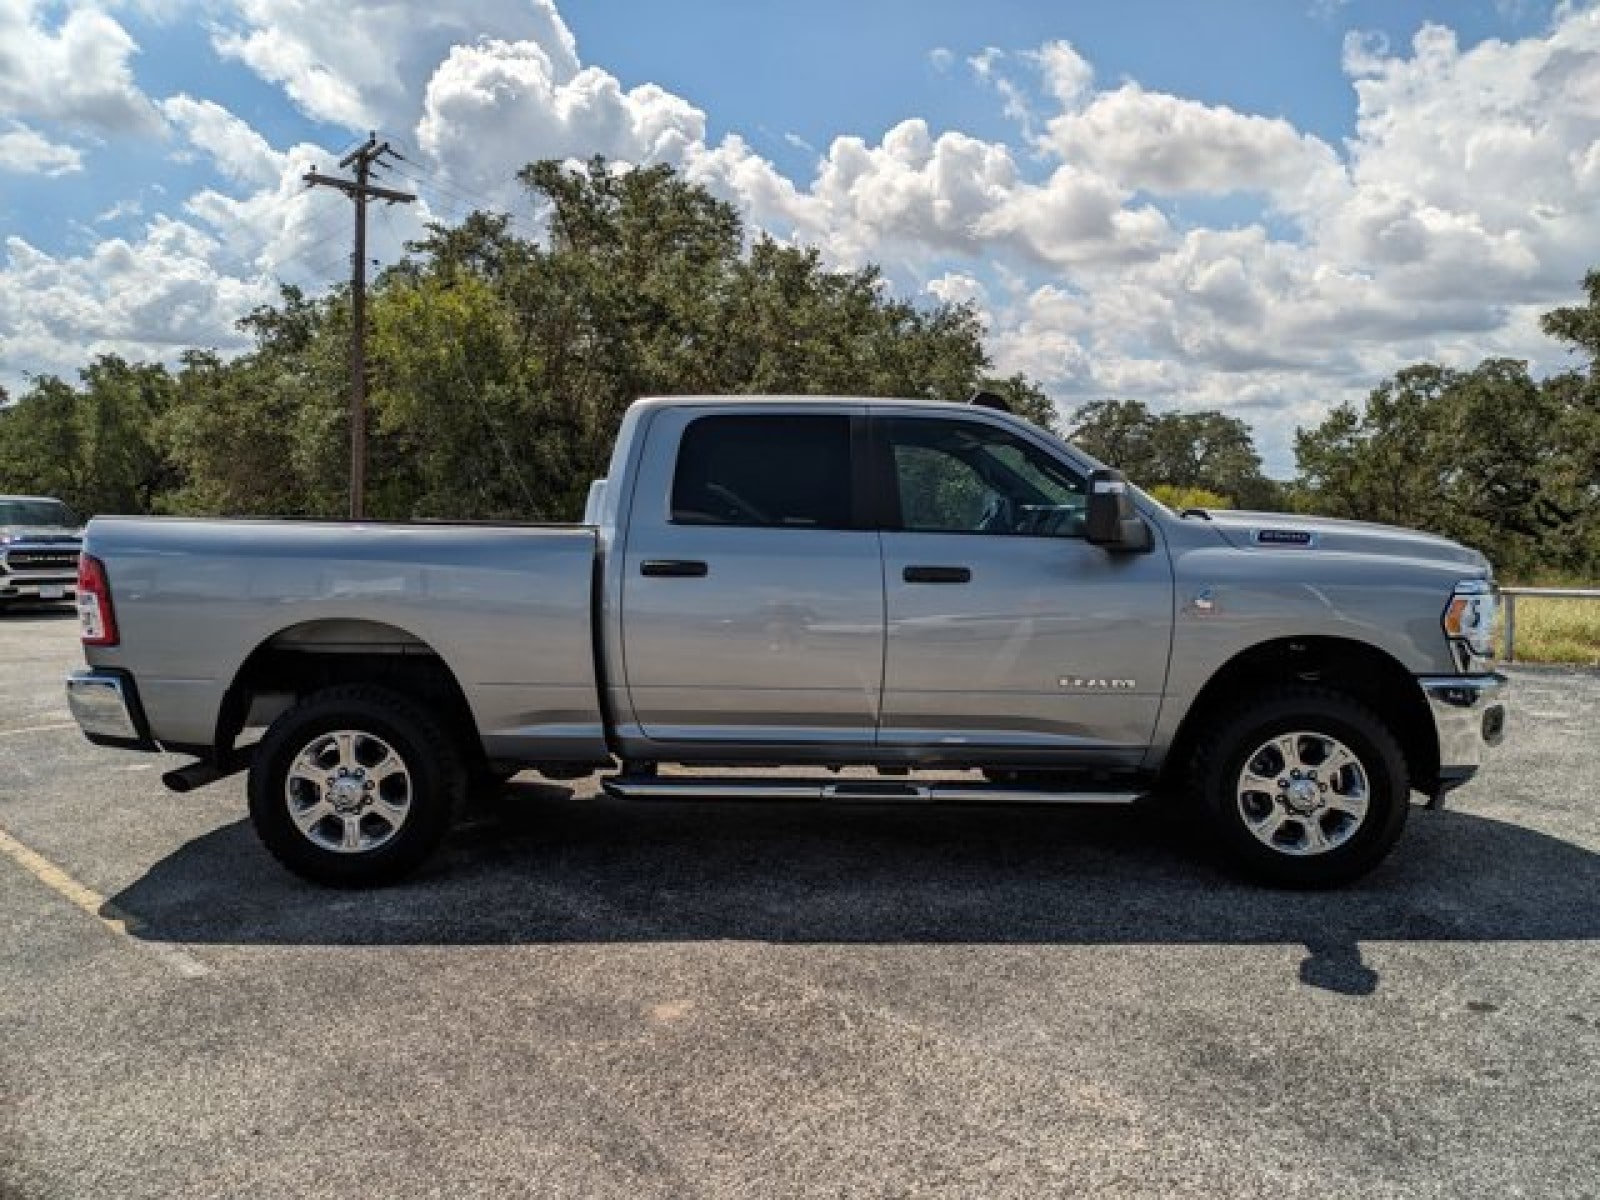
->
[1235,731,1370,857]
[284,730,412,854]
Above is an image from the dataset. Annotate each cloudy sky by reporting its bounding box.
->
[2,0,1598,472]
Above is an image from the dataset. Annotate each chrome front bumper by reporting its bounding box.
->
[66,669,156,750]
[1420,672,1508,773]
[0,577,74,601]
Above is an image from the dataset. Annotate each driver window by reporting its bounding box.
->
[885,417,1087,537]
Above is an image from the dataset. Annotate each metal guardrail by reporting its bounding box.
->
[1500,586,1600,662]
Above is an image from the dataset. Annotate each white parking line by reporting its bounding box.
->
[0,722,76,738]
[0,824,211,979]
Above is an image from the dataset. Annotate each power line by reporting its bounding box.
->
[380,158,547,244]
[267,208,363,280]
[272,248,357,285]
[303,133,416,520]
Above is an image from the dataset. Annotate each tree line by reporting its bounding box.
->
[1,158,1596,581]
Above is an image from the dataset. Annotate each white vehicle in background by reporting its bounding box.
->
[0,496,82,608]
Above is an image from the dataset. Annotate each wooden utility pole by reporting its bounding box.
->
[304,134,414,519]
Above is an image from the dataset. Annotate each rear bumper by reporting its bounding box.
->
[1419,672,1508,793]
[66,669,158,752]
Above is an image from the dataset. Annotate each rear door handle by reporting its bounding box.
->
[640,559,709,578]
[903,565,971,584]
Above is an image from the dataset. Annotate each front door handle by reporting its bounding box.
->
[903,565,971,584]
[640,559,709,578]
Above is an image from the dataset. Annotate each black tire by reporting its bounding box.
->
[1190,686,1409,888]
[248,685,466,887]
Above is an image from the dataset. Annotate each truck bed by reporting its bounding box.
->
[82,517,607,760]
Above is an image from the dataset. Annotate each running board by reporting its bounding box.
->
[601,775,1145,806]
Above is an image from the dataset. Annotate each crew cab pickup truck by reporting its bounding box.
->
[1,495,82,607]
[66,396,1508,887]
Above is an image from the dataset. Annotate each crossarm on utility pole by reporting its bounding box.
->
[301,173,417,205]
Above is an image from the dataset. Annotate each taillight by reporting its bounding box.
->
[78,554,119,646]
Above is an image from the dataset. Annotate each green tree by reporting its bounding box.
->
[0,359,175,517]
[1064,399,1154,474]
[981,373,1061,434]
[1538,269,1600,570]
[369,272,532,518]
[1067,398,1275,506]
[5,157,1051,524]
[1294,358,1596,578]
[0,377,85,506]
[371,157,996,520]
[1294,365,1455,531]
[160,287,350,517]
[1541,269,1600,364]
[75,356,177,514]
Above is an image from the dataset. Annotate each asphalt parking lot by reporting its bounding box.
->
[2,608,1597,1199]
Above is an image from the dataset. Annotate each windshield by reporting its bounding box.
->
[0,499,78,527]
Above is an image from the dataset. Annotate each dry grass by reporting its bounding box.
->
[1503,594,1600,666]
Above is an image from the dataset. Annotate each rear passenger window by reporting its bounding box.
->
[671,415,854,529]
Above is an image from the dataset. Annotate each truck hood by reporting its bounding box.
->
[1200,511,1489,573]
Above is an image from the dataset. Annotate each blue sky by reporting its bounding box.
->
[1,0,1596,472]
[13,0,1554,248]
[566,1,1551,153]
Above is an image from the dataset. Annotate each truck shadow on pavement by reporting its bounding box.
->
[106,785,1600,995]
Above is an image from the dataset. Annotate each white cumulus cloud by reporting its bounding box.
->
[0,122,83,175]
[1042,85,1348,217]
[213,0,582,130]
[0,0,163,134]
[162,95,286,188]
[0,219,272,380]
[1032,40,1094,110]
[418,38,706,203]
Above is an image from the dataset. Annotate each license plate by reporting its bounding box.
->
[40,586,65,600]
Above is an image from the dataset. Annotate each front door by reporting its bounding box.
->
[619,406,885,748]
[875,413,1172,763]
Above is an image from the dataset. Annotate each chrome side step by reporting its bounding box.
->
[601,775,1145,806]
[923,785,1142,805]
[603,776,827,801]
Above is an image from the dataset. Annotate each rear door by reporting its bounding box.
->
[874,411,1172,763]
[617,405,885,748]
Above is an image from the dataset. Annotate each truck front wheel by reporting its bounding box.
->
[248,685,465,886]
[1191,686,1409,887]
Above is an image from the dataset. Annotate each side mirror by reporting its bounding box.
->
[1085,469,1152,552]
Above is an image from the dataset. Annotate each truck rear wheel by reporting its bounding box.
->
[248,685,465,886]
[1190,686,1409,887]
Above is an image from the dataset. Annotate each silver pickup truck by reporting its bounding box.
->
[66,395,1507,887]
